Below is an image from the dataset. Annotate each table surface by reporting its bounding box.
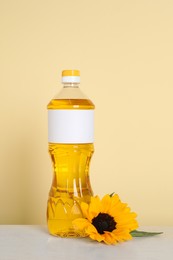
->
[0,225,172,260]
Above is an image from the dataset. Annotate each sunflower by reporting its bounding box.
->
[73,194,138,245]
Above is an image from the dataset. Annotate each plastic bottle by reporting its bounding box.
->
[47,70,95,237]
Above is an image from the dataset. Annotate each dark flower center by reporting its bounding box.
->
[92,213,117,234]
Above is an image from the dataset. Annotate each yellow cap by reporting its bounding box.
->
[62,70,80,77]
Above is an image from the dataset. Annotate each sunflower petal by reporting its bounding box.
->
[111,194,120,205]
[85,225,103,242]
[73,218,90,231]
[85,223,104,242]
[80,202,90,220]
[88,196,101,219]
[103,232,117,245]
[112,229,132,242]
[85,223,98,235]
[101,194,111,213]
[89,232,103,242]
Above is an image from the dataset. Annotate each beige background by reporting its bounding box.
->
[0,0,173,225]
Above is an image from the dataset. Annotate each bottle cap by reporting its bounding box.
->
[62,70,80,83]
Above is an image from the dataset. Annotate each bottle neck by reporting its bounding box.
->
[63,82,80,88]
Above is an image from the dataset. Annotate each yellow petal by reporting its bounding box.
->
[85,223,98,235]
[88,196,101,219]
[112,229,132,242]
[73,218,90,231]
[80,202,90,220]
[85,224,104,242]
[111,194,120,206]
[89,232,103,242]
[103,232,117,245]
[101,194,111,213]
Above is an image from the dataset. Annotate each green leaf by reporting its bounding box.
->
[110,192,115,197]
[130,230,163,237]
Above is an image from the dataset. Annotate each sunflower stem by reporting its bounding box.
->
[130,230,163,237]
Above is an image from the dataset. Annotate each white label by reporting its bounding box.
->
[48,110,94,143]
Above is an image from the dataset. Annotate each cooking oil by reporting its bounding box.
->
[47,70,95,237]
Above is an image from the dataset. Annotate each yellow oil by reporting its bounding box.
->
[47,99,94,237]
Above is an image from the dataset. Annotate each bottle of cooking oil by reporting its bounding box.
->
[47,70,94,237]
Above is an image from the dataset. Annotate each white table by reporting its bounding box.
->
[0,226,172,260]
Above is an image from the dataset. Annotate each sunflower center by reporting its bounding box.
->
[92,213,117,234]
